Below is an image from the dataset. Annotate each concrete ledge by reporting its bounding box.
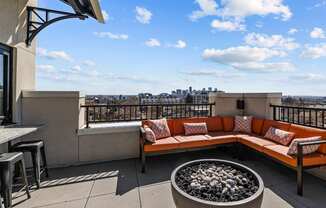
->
[22,91,80,98]
[78,121,141,136]
[210,92,282,98]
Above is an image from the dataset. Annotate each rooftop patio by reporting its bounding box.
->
[12,147,326,208]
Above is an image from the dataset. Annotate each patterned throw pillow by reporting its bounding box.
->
[233,116,253,133]
[287,137,322,155]
[184,123,208,136]
[264,127,295,146]
[144,125,156,143]
[147,118,171,139]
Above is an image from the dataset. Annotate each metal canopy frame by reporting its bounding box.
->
[26,6,88,46]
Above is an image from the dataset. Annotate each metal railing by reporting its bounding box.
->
[270,104,326,129]
[81,103,215,128]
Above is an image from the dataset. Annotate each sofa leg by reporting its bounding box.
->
[297,161,303,196]
[141,152,146,173]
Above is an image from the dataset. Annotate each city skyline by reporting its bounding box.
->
[36,0,326,96]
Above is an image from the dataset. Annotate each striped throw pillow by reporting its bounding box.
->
[147,118,171,139]
[287,137,322,155]
[144,125,156,143]
[264,127,295,146]
[184,123,208,136]
[233,116,253,133]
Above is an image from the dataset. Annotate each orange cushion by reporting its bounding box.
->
[173,117,206,135]
[263,144,326,167]
[222,116,234,132]
[239,135,277,152]
[289,124,326,154]
[206,132,238,145]
[142,119,174,136]
[252,118,264,135]
[144,137,179,152]
[205,116,223,132]
[261,120,291,136]
[174,135,211,148]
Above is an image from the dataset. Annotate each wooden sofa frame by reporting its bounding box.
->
[139,119,326,196]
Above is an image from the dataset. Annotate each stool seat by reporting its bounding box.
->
[0,152,23,164]
[0,152,30,208]
[12,141,43,151]
[10,140,49,189]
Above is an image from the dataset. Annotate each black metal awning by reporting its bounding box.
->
[59,0,105,23]
[25,0,104,46]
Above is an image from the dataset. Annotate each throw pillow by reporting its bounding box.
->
[287,137,322,155]
[233,116,253,133]
[184,123,208,136]
[143,125,156,143]
[264,127,295,146]
[147,118,171,139]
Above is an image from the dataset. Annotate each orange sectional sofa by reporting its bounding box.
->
[139,116,326,195]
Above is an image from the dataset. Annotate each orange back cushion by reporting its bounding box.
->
[289,124,326,154]
[252,118,265,135]
[261,119,291,136]
[205,116,223,132]
[142,119,174,136]
[222,116,234,132]
[173,117,206,135]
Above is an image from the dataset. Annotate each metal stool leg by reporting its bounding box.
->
[0,165,13,208]
[31,150,41,189]
[18,160,30,199]
[40,147,49,178]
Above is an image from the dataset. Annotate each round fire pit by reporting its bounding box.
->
[171,159,264,208]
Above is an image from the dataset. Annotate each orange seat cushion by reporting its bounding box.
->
[142,119,175,136]
[144,137,179,152]
[174,135,211,148]
[205,116,224,132]
[239,135,277,152]
[173,117,206,135]
[252,118,265,135]
[222,116,234,132]
[289,124,326,154]
[206,132,237,145]
[261,119,291,136]
[263,145,326,167]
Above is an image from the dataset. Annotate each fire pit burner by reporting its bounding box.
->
[171,159,264,208]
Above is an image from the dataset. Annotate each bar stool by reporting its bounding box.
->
[0,152,30,208]
[10,140,49,189]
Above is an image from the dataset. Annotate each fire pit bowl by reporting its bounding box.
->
[171,159,264,208]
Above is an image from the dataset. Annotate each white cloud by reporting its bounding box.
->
[37,64,55,73]
[202,46,286,64]
[310,27,325,39]
[135,6,152,24]
[173,40,187,49]
[183,70,244,78]
[244,33,299,50]
[288,28,298,35]
[290,73,326,82]
[219,0,292,21]
[93,32,128,40]
[82,60,96,67]
[231,62,295,72]
[37,48,73,62]
[190,0,219,21]
[211,19,245,31]
[145,38,161,47]
[301,44,326,59]
[71,65,82,73]
[102,10,109,21]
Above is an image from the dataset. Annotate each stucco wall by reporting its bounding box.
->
[209,92,282,119]
[21,91,80,167]
[0,0,37,123]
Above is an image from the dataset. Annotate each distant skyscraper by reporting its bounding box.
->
[189,86,192,93]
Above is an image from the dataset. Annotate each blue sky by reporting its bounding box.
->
[36,0,326,96]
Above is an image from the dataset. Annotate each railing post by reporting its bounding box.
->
[209,104,213,117]
[85,106,89,128]
[272,105,276,120]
